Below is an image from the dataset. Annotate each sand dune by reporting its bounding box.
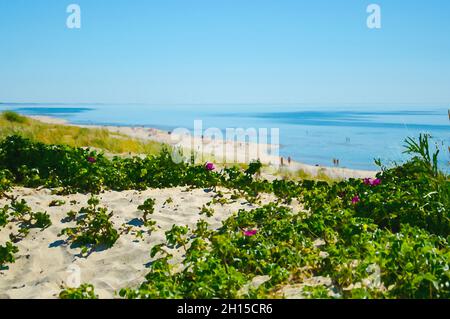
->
[0,186,301,299]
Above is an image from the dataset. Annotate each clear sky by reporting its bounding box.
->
[1,0,449,105]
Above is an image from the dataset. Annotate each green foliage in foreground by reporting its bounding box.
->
[120,204,449,299]
[59,284,98,299]
[0,133,448,298]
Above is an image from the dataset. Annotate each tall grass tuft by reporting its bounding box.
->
[0,111,163,155]
[2,111,28,123]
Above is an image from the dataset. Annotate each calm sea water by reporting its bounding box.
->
[1,103,449,171]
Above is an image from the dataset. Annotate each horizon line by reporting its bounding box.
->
[1,101,449,107]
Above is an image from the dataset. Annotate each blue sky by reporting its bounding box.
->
[0,0,449,105]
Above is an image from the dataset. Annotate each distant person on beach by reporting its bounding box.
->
[288,157,291,165]
[280,157,284,166]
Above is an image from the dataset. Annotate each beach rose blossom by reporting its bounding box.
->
[363,178,381,186]
[87,156,96,164]
[371,178,381,186]
[243,229,258,237]
[205,162,215,171]
[352,195,360,204]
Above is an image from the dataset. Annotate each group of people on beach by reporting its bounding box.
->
[280,156,292,166]
[333,158,340,166]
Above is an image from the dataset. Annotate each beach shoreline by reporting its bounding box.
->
[28,115,378,180]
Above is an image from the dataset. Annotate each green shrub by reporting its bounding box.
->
[0,169,13,197]
[60,196,119,256]
[59,284,98,299]
[137,198,156,223]
[2,111,28,123]
[0,242,19,267]
[4,198,52,241]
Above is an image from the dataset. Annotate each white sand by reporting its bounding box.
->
[0,186,301,299]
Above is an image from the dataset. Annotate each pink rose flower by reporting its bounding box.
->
[243,229,258,237]
[205,162,215,171]
[363,178,381,187]
[352,195,360,204]
[371,178,381,186]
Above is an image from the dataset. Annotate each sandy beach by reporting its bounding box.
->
[29,115,378,180]
[0,186,301,299]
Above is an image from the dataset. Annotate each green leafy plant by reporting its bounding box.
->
[245,160,262,176]
[193,219,212,239]
[404,133,439,176]
[165,225,190,250]
[301,285,333,299]
[4,199,52,241]
[137,198,156,223]
[163,197,173,205]
[0,197,52,268]
[29,211,52,229]
[49,199,66,207]
[200,204,215,217]
[0,205,9,227]
[0,242,19,267]
[59,196,119,256]
[0,169,13,198]
[59,284,99,299]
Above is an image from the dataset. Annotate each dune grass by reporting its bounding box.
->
[272,167,340,183]
[0,111,164,155]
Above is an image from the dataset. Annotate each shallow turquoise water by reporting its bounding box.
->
[1,103,449,171]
